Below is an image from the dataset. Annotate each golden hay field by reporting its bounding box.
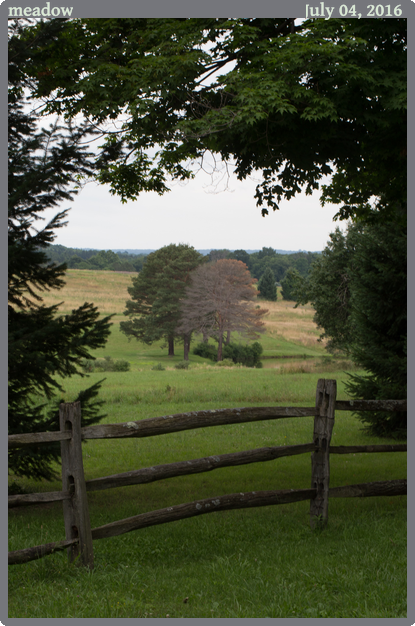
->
[36,269,326,350]
[38,269,134,315]
[261,300,325,349]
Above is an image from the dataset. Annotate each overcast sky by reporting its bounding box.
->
[46,167,345,253]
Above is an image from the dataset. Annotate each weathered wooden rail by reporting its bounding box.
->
[8,379,407,569]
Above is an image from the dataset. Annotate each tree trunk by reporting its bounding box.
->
[226,329,231,345]
[183,334,191,361]
[202,331,209,343]
[217,334,223,361]
[168,338,174,356]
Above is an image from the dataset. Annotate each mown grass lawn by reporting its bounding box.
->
[8,270,407,618]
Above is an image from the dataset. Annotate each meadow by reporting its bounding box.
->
[8,270,407,618]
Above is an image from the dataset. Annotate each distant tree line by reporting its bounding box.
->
[230,247,320,282]
[205,247,320,282]
[44,244,147,272]
[45,244,320,294]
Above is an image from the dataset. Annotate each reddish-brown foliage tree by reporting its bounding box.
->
[178,260,268,361]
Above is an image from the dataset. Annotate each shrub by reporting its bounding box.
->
[113,359,130,372]
[216,358,235,367]
[222,342,263,368]
[81,359,95,373]
[93,358,108,371]
[193,342,218,361]
[194,341,263,367]
[174,361,189,369]
[82,356,130,372]
[8,481,27,495]
[151,363,165,371]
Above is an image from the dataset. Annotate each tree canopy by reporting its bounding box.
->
[12,18,406,224]
[120,244,204,358]
[178,259,267,361]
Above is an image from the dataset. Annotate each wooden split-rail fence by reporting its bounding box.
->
[8,379,407,570]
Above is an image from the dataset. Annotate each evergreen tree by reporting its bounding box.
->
[120,244,204,358]
[8,25,113,480]
[345,221,406,438]
[296,221,406,438]
[281,268,302,301]
[257,267,277,301]
[294,227,355,354]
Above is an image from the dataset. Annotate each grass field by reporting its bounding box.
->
[8,270,407,618]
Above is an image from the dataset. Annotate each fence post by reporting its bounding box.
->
[60,401,94,570]
[310,379,337,528]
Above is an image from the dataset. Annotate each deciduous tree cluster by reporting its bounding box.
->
[120,244,204,359]
[121,250,267,363]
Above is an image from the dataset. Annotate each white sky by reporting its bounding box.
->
[48,169,344,253]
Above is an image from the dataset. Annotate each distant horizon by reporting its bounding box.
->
[51,244,323,255]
